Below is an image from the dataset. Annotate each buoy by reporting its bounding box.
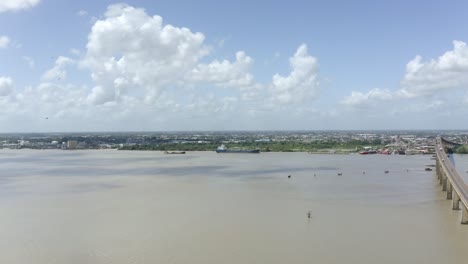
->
[288,175,291,178]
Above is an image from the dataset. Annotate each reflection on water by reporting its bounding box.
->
[1,149,468,264]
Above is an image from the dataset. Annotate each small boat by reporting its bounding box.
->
[384,170,389,173]
[164,151,186,154]
[337,172,343,176]
[425,168,432,171]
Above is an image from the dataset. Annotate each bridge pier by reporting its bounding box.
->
[436,160,441,179]
[462,205,468,225]
[447,180,453,200]
[442,177,447,191]
[453,191,460,210]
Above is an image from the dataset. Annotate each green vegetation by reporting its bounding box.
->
[120,143,219,151]
[119,139,386,152]
[455,145,468,154]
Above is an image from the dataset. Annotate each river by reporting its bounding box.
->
[1,149,467,263]
[452,154,468,182]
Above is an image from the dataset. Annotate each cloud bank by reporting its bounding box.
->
[4,3,467,131]
[342,41,468,108]
[0,3,323,131]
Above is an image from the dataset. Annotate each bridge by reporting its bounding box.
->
[440,137,463,153]
[435,137,468,224]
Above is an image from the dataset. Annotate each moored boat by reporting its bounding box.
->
[164,151,186,154]
[359,150,377,155]
[360,146,377,155]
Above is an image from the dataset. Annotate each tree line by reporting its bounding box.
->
[118,139,389,152]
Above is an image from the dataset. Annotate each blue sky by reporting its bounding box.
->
[1,0,468,132]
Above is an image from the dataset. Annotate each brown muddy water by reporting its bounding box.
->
[1,149,468,264]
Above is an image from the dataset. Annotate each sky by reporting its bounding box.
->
[1,0,468,132]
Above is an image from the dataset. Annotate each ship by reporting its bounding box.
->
[216,144,260,153]
[359,146,377,155]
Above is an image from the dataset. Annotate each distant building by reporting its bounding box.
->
[67,140,78,150]
[2,143,20,149]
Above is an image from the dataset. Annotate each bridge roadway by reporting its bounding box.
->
[435,137,468,224]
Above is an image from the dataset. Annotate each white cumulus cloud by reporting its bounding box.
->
[341,88,393,107]
[0,0,40,13]
[341,40,468,109]
[0,35,10,48]
[189,51,257,89]
[82,3,208,105]
[270,44,320,104]
[400,40,468,97]
[0,76,13,96]
[41,56,74,81]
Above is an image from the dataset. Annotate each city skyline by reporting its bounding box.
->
[1,0,468,132]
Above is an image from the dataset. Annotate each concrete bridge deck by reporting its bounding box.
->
[435,137,468,224]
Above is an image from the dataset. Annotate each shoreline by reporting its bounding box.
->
[0,148,443,155]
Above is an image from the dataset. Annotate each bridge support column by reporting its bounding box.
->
[436,160,441,179]
[462,205,468,225]
[447,181,453,199]
[453,191,460,210]
[442,177,447,191]
[440,170,446,185]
